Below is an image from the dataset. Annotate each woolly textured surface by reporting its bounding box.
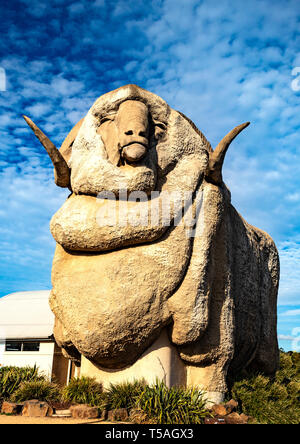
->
[48,85,279,398]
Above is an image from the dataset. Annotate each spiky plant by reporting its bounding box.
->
[136,380,208,424]
[11,380,61,403]
[0,366,45,400]
[61,376,103,407]
[101,380,146,411]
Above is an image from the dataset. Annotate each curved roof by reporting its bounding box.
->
[0,291,54,340]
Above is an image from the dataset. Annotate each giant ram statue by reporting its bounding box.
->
[24,84,279,403]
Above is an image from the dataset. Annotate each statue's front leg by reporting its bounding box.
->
[186,363,228,405]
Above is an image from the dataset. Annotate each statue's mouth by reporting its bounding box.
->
[121,142,148,163]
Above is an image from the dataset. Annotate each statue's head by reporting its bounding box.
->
[67,84,171,196]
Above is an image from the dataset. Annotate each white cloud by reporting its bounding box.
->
[281,309,300,317]
[277,241,300,306]
[278,334,297,340]
[50,76,84,97]
[26,102,53,118]
[68,2,85,15]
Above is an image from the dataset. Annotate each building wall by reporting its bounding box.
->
[0,341,55,379]
[51,342,70,385]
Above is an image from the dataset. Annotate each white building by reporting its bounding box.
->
[0,290,71,384]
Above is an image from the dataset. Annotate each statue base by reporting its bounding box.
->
[80,329,225,405]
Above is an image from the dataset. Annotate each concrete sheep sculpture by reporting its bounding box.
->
[24,84,279,403]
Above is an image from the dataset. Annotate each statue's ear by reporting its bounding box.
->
[60,118,84,164]
[206,122,250,185]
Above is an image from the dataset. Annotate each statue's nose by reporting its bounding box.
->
[117,100,149,163]
[121,118,149,146]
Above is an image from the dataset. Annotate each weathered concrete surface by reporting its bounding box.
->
[25,84,279,401]
[80,329,186,388]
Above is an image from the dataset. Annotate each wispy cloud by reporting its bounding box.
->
[0,0,299,349]
[281,309,300,317]
[278,334,296,341]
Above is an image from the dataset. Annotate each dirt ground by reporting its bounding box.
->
[0,415,115,424]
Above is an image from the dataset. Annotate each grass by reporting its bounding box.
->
[62,377,209,424]
[230,351,300,424]
[135,380,208,424]
[11,380,61,403]
[2,351,299,424]
[0,365,45,400]
[101,380,146,411]
[61,376,103,407]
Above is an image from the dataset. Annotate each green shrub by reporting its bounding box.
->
[102,380,146,411]
[11,380,61,403]
[62,376,103,406]
[0,366,45,400]
[231,351,300,424]
[136,380,208,424]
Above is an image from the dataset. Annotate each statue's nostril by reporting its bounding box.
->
[125,130,133,135]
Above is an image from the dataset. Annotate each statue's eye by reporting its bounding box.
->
[154,122,167,139]
[99,114,116,125]
[155,122,166,131]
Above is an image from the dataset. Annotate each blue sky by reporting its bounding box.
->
[0,0,299,351]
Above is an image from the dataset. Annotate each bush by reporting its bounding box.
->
[11,380,61,403]
[102,380,146,411]
[0,366,45,400]
[62,376,103,407]
[136,380,208,424]
[231,351,300,424]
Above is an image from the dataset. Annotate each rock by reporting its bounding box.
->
[225,399,238,414]
[1,401,18,415]
[22,400,53,417]
[240,413,249,423]
[211,404,228,417]
[108,408,129,422]
[70,404,99,419]
[225,412,247,424]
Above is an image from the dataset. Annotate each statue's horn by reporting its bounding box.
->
[23,115,70,188]
[206,122,250,184]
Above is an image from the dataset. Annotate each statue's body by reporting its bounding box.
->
[24,84,279,402]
